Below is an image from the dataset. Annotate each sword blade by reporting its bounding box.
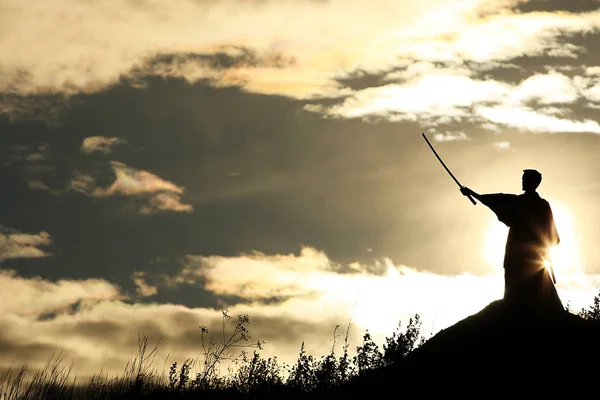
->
[422,132,476,205]
[422,133,462,187]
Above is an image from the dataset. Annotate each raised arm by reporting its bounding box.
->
[460,187,516,226]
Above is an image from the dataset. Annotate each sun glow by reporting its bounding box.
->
[483,202,581,279]
[546,203,581,277]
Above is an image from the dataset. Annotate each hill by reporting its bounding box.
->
[327,299,600,397]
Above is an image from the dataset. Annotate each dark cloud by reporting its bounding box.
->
[335,70,389,91]
[516,0,600,13]
[55,319,124,345]
[141,278,224,309]
[134,47,297,85]
[0,330,65,363]
[0,93,73,126]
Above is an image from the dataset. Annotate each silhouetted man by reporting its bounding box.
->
[461,169,564,313]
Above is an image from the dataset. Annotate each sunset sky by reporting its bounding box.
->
[2,0,600,382]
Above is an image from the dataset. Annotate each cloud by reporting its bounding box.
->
[80,136,126,154]
[3,0,599,102]
[162,246,599,337]
[4,0,600,136]
[0,0,449,96]
[70,162,193,214]
[0,269,125,319]
[138,5,600,102]
[167,247,335,299]
[585,66,600,75]
[574,74,600,103]
[312,73,511,121]
[25,153,46,162]
[0,227,52,262]
[403,8,600,63]
[433,132,469,142]
[0,246,598,385]
[309,69,600,133]
[164,246,600,333]
[476,105,600,133]
[138,192,193,214]
[0,266,354,385]
[480,123,501,132]
[0,269,132,380]
[131,271,158,298]
[69,172,97,195]
[99,162,185,197]
[383,61,473,83]
[27,180,50,191]
[493,141,511,151]
[509,72,579,105]
[9,145,51,165]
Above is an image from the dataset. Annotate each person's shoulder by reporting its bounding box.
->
[535,193,549,203]
[542,198,553,209]
[519,192,544,201]
[492,193,518,199]
[534,194,552,208]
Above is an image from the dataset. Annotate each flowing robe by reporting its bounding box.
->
[480,192,563,311]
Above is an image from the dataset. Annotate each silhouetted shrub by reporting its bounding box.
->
[382,314,424,365]
[580,290,600,320]
[353,331,383,373]
[233,351,284,394]
[286,342,317,392]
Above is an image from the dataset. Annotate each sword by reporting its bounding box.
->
[422,132,476,205]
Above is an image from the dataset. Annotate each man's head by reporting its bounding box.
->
[522,169,542,192]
